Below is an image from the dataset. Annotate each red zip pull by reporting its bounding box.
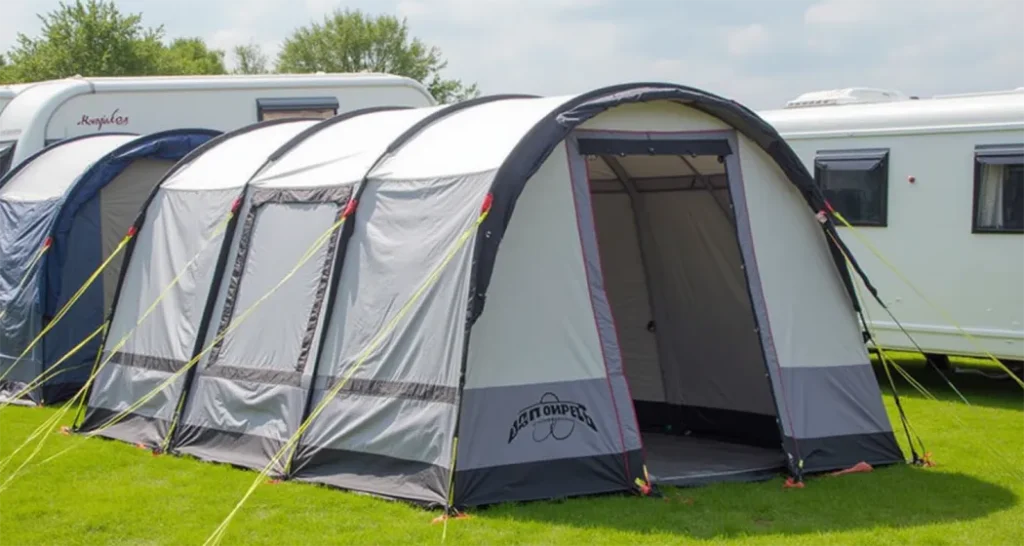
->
[230,196,242,213]
[480,193,494,216]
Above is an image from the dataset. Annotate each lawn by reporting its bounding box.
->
[0,356,1021,546]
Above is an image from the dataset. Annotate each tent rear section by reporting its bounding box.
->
[38,129,219,403]
[1,134,139,404]
[80,119,319,446]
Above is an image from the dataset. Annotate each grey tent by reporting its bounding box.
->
[80,84,904,507]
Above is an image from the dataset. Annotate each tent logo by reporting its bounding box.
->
[508,392,598,444]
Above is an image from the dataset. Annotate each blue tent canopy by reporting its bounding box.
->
[0,129,219,405]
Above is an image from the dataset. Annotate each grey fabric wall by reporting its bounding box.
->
[588,155,775,416]
[98,158,175,312]
[590,193,663,402]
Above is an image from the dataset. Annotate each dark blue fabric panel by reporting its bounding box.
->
[42,195,103,390]
[0,199,59,387]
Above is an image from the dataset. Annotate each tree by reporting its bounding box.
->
[276,9,478,103]
[160,38,226,75]
[0,0,226,83]
[232,43,269,75]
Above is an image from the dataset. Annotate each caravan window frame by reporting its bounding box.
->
[972,143,1024,234]
[256,97,339,121]
[813,148,890,227]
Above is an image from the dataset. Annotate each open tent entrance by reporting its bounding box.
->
[578,132,787,485]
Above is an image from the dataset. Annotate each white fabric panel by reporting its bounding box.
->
[0,135,135,201]
[371,97,570,180]
[466,145,606,388]
[579,101,731,133]
[112,188,239,362]
[590,193,664,401]
[737,137,869,368]
[99,158,175,312]
[161,121,316,191]
[255,107,442,187]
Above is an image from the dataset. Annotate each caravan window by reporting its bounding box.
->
[814,148,889,226]
[256,97,339,121]
[973,144,1024,233]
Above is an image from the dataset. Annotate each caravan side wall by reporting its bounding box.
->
[45,86,431,142]
[780,126,1024,362]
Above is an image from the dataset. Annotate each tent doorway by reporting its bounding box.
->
[578,133,787,485]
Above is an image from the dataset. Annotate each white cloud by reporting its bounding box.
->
[726,24,770,58]
[804,0,879,26]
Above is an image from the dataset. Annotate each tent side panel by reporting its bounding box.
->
[42,193,104,402]
[80,188,240,445]
[291,173,489,505]
[456,144,641,507]
[172,187,349,475]
[0,199,58,404]
[733,136,902,472]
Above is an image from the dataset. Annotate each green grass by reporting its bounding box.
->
[1,357,1021,546]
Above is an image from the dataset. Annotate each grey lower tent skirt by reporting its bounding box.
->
[641,433,785,486]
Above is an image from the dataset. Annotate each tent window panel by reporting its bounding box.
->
[256,97,339,121]
[973,144,1024,233]
[813,149,889,227]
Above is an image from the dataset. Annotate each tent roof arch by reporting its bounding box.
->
[468,83,861,320]
[253,95,539,190]
[0,132,138,195]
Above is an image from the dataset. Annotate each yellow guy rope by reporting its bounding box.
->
[0,231,135,387]
[0,210,236,487]
[829,208,1024,389]
[0,210,347,491]
[0,238,51,322]
[0,323,106,411]
[202,200,492,546]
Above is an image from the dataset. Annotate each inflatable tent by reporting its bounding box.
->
[0,129,219,404]
[80,84,904,507]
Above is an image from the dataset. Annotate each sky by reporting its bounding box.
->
[1,0,1022,109]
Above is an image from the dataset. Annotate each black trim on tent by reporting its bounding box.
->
[453,449,644,508]
[783,431,903,473]
[467,83,864,324]
[577,138,732,157]
[287,93,540,476]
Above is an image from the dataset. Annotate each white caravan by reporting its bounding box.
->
[759,88,1024,369]
[0,73,435,176]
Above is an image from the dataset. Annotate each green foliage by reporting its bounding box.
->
[0,0,225,83]
[277,9,478,103]
[159,38,226,76]
[232,43,270,75]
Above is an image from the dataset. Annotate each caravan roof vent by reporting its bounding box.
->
[784,88,908,108]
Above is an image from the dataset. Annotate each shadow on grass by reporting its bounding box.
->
[471,464,1018,539]
[872,358,1023,412]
